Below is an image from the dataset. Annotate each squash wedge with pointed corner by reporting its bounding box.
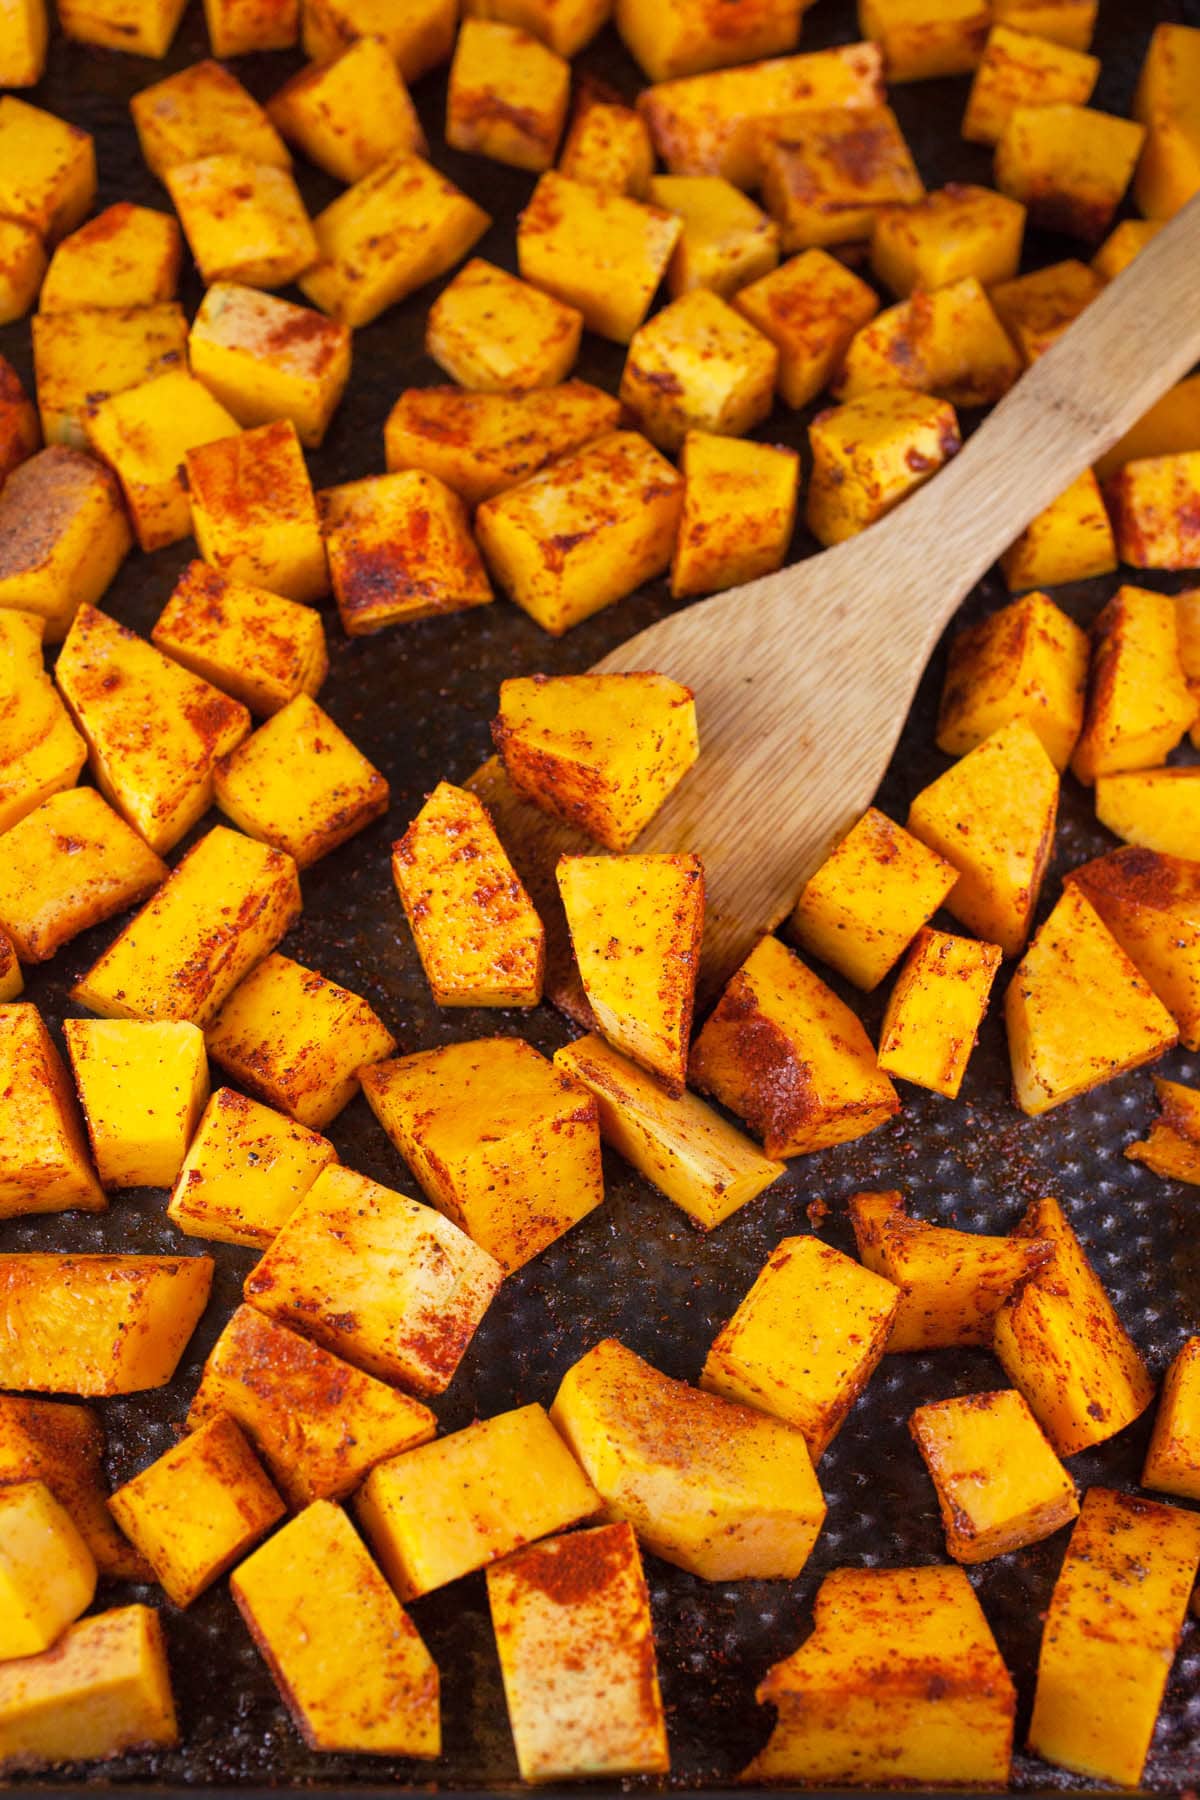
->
[1126,1078,1200,1185]
[1095,767,1200,862]
[0,1396,147,1581]
[909,1389,1078,1565]
[1067,848,1200,1052]
[937,592,1089,772]
[1071,586,1197,785]
[876,928,1002,1099]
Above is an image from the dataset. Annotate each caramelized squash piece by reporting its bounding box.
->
[1095,767,1200,862]
[936,591,1089,771]
[168,1087,336,1249]
[0,789,166,964]
[1069,848,1200,1051]
[1071,585,1197,784]
[0,1004,105,1219]
[909,1389,1077,1563]
[0,1396,146,1580]
[0,611,86,834]
[876,928,1002,1099]
[0,1480,96,1661]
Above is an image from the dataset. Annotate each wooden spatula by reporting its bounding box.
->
[474,193,1200,1017]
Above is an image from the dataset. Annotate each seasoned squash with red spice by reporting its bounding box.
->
[320,469,491,636]
[616,0,804,83]
[672,432,798,597]
[938,594,1088,771]
[0,96,94,244]
[1071,586,1197,785]
[992,0,1095,49]
[648,175,780,296]
[0,1004,104,1220]
[995,104,1144,240]
[1132,23,1200,220]
[464,0,609,57]
[302,0,456,78]
[165,155,316,291]
[131,61,289,176]
[1106,453,1200,570]
[152,562,328,720]
[517,172,682,343]
[1143,1334,1200,1492]
[83,370,240,554]
[267,37,423,184]
[870,182,1025,294]
[619,289,778,452]
[446,19,569,173]
[807,389,960,547]
[989,258,1101,363]
[189,284,351,450]
[559,89,654,197]
[835,276,1021,407]
[909,1389,1077,1563]
[169,1088,335,1249]
[0,1480,96,1662]
[0,449,131,642]
[203,0,297,55]
[426,259,581,392]
[759,106,923,250]
[63,1019,208,1191]
[1068,847,1200,1051]
[1127,1078,1200,1187]
[733,248,877,409]
[859,0,990,81]
[40,202,179,314]
[1096,767,1200,863]
[999,469,1116,592]
[0,1397,144,1580]
[0,0,46,86]
[876,928,1002,1098]
[0,224,44,326]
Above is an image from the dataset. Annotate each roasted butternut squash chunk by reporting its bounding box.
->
[993,1195,1154,1453]
[517,173,682,344]
[745,1565,1015,1785]
[83,370,239,554]
[33,303,189,449]
[1182,587,1200,747]
[0,934,19,1001]
[1092,217,1164,280]
[1132,22,1200,220]
[166,154,316,290]
[1072,586,1196,784]
[760,105,923,250]
[1106,452,1200,570]
[648,174,778,297]
[1096,767,1200,863]
[0,1481,95,1662]
[189,284,351,451]
[244,1163,502,1394]
[859,0,989,80]
[186,419,328,606]
[446,18,570,173]
[203,0,298,54]
[1069,847,1200,1051]
[870,182,1024,295]
[616,0,802,81]
[465,0,608,56]
[1029,1488,1200,1786]
[40,202,179,314]
[835,276,1021,408]
[0,97,94,244]
[993,0,1096,47]
[0,614,86,834]
[876,929,1002,1098]
[1143,1335,1200,1496]
[169,1088,335,1248]
[357,1404,598,1599]
[733,248,878,408]
[0,220,41,327]
[232,1501,440,1757]
[132,60,289,177]
[806,388,961,547]
[152,562,328,720]
[910,1389,1077,1563]
[188,1304,435,1507]
[0,449,131,642]
[989,257,1101,362]
[302,0,456,78]
[487,1522,670,1782]
[0,1397,145,1581]
[551,1336,825,1580]
[1000,469,1116,592]
[1127,1078,1200,1186]
[620,289,778,451]
[937,591,1089,770]
[672,431,798,598]
[63,1020,208,1191]
[59,0,186,54]
[0,1004,104,1220]
[559,89,655,196]
[996,103,1144,241]
[0,0,46,85]
[427,259,580,392]
[267,37,424,184]
[320,468,491,635]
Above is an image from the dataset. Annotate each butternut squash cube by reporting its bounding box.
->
[320,468,490,636]
[877,928,1002,1098]
[0,98,94,245]
[620,289,777,452]
[1029,1487,1200,1787]
[859,0,990,82]
[1143,1335,1200,1495]
[244,1163,502,1393]
[992,0,1095,48]
[0,613,87,825]
[0,1005,104,1219]
[1072,586,1197,784]
[1134,22,1200,128]
[554,1032,784,1229]
[391,782,544,1008]
[910,1389,1077,1563]
[702,1234,897,1457]
[993,1195,1155,1452]
[996,103,1144,240]
[493,671,698,851]
[166,154,316,291]
[189,285,351,452]
[672,431,798,597]
[690,934,900,1156]
[907,718,1058,955]
[790,807,959,991]
[1092,217,1164,281]
[233,1500,439,1756]
[0,1481,96,1662]
[550,1336,825,1580]
[475,431,683,635]
[1000,468,1116,592]
[151,561,328,720]
[1069,847,1200,1051]
[0,356,37,493]
[56,604,250,855]
[109,1415,283,1610]
[32,303,189,450]
[0,1397,144,1581]
[560,91,654,197]
[300,153,490,329]
[131,61,290,178]
[203,0,298,54]
[214,695,387,870]
[447,19,569,173]
[189,1305,434,1506]
[648,174,779,299]
[761,105,923,251]
[0,1605,176,1773]
[807,388,961,547]
[362,1039,602,1273]
[71,826,301,1028]
[267,35,423,184]
[745,1565,1015,1786]
[517,173,681,345]
[1097,767,1200,863]
[186,419,328,605]
[963,25,1099,147]
[168,1088,334,1248]
[302,0,456,79]
[835,276,1021,408]
[0,1253,213,1395]
[57,0,186,55]
[870,182,1024,296]
[938,594,1089,770]
[989,257,1101,363]
[1132,23,1200,220]
[464,0,608,55]
[0,0,46,85]
[849,1189,1053,1350]
[636,44,886,187]
[40,203,179,316]
[733,247,878,409]
[384,381,621,510]
[83,371,240,554]
[63,1020,207,1192]
[1107,451,1200,570]
[616,0,803,83]
[0,219,47,326]
[1127,1077,1200,1186]
[426,259,581,393]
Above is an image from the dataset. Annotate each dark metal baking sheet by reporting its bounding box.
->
[4,0,1200,1788]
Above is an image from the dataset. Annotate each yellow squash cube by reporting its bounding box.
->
[268,37,423,184]
[0,1605,176,1773]
[187,419,327,606]
[999,467,1116,592]
[391,782,544,1008]
[733,247,878,409]
[560,91,654,197]
[672,430,798,597]
[963,25,1098,147]
[993,1196,1155,1453]
[516,171,684,346]
[760,105,924,251]
[487,1522,668,1783]
[989,257,1101,362]
[551,1336,825,1580]
[860,0,989,81]
[464,0,608,55]
[32,304,189,452]
[937,591,1089,770]
[0,97,94,245]
[702,1234,898,1457]
[1107,451,1200,570]
[151,561,328,719]
[166,154,316,291]
[877,928,1002,1098]
[58,0,186,55]
[0,1481,96,1662]
[56,603,250,855]
[0,219,47,326]
[559,853,703,1091]
[1134,22,1200,130]
[0,1004,103,1220]
[447,18,569,173]
[1133,23,1200,220]
[189,1305,434,1506]
[910,1389,1077,1564]
[1072,586,1196,784]
[616,0,803,83]
[207,952,394,1130]
[807,388,961,546]
[554,1032,784,1230]
[1029,1488,1200,1787]
[0,1396,144,1581]
[427,258,581,393]
[1127,1077,1200,1186]
[72,826,301,1028]
[1092,217,1164,280]
[84,370,240,554]
[362,1039,602,1274]
[0,0,46,85]
[871,181,1024,296]
[0,790,165,966]
[1069,847,1200,1052]
[203,0,298,54]
[131,60,290,178]
[189,284,350,452]
[849,1189,1054,1351]
[835,275,1022,407]
[214,695,388,870]
[63,1020,208,1192]
[648,174,779,298]
[232,1501,439,1757]
[475,431,683,635]
[109,1416,283,1610]
[789,806,959,991]
[907,718,1059,955]
[745,1565,1015,1786]
[357,1405,597,1600]
[1144,1335,1200,1495]
[1183,586,1200,745]
[992,0,1095,47]
[0,612,87,825]
[320,468,491,635]
[690,933,900,1156]
[620,289,777,452]
[244,1163,502,1394]
[1096,767,1200,863]
[0,1253,212,1395]
[301,152,490,329]
[169,1088,335,1248]
[995,103,1145,241]
[39,202,179,315]
[302,0,457,79]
